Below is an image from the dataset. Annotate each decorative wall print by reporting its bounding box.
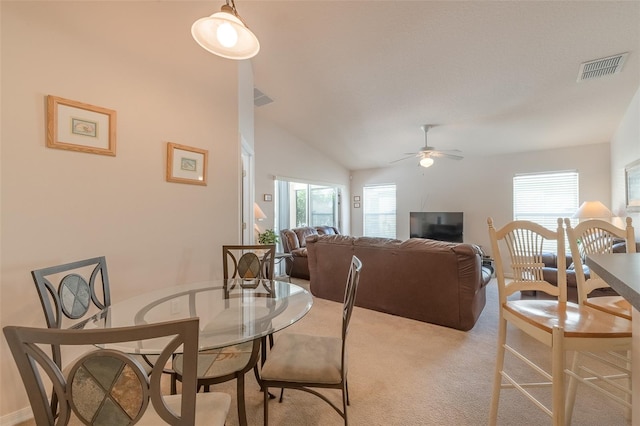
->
[46,95,116,156]
[625,159,640,211]
[166,142,208,185]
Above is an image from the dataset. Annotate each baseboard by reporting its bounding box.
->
[0,407,32,426]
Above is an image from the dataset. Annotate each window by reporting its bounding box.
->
[363,184,396,238]
[513,170,578,253]
[275,179,341,232]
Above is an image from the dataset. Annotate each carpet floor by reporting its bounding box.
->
[17,278,631,425]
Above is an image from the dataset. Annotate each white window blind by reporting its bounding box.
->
[363,184,396,238]
[513,171,578,253]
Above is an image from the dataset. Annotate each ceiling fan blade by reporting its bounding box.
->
[431,152,464,160]
[389,154,418,164]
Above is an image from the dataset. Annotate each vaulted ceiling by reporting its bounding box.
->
[241,1,640,170]
[54,1,640,171]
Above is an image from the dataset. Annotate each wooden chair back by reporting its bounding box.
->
[488,218,566,304]
[564,217,636,301]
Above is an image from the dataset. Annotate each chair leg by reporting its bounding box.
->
[489,317,507,425]
[263,384,269,426]
[551,326,565,426]
[170,373,177,395]
[565,351,580,424]
[624,349,632,421]
[345,378,350,405]
[342,382,349,426]
[237,373,247,426]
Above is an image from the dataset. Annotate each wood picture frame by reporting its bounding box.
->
[625,159,640,212]
[46,95,116,156]
[166,142,208,185]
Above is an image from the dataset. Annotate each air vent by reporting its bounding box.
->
[577,52,628,82]
[254,88,273,107]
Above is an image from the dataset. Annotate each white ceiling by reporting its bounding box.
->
[240,0,640,170]
[43,1,640,171]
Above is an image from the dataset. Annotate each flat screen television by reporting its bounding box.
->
[410,212,464,243]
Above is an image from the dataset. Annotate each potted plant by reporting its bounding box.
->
[258,229,279,245]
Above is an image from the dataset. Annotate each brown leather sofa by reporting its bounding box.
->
[280,226,340,279]
[306,234,492,331]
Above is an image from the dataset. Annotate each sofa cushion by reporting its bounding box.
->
[293,227,318,248]
[315,226,339,235]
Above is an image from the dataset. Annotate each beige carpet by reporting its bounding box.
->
[17,278,631,425]
[216,278,630,426]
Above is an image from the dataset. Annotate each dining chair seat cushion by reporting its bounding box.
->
[172,341,254,379]
[261,333,343,384]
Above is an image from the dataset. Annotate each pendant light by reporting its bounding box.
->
[191,0,260,60]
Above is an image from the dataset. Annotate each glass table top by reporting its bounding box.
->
[75,279,313,354]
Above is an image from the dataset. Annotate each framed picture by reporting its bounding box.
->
[166,142,208,186]
[264,194,273,202]
[354,203,361,208]
[625,159,640,211]
[46,95,116,156]
[354,196,361,202]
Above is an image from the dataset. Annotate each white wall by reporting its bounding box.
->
[1,2,248,419]
[611,87,640,237]
[254,114,351,234]
[350,143,611,255]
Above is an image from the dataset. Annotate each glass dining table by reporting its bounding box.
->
[72,278,313,426]
[74,278,313,354]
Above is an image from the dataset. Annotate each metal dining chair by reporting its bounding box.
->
[171,244,276,425]
[261,255,362,426]
[4,318,231,425]
[487,218,632,425]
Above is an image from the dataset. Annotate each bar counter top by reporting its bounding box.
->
[587,253,640,311]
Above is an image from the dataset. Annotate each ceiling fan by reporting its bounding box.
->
[390,125,463,168]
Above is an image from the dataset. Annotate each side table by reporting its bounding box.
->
[274,252,293,282]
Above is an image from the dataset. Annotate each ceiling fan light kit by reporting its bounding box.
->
[390,124,464,168]
[192,0,260,60]
[419,156,434,168]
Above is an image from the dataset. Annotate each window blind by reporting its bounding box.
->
[513,170,578,253]
[363,184,396,238]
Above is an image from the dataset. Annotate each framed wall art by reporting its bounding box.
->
[625,159,640,212]
[166,142,208,186]
[46,95,116,156]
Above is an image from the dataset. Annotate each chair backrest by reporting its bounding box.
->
[564,217,636,302]
[223,245,275,280]
[342,255,362,342]
[487,218,566,304]
[31,257,111,371]
[31,257,111,329]
[3,318,200,425]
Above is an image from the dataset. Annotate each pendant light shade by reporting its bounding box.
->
[192,2,260,60]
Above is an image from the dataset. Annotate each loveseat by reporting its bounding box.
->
[280,226,340,279]
[306,234,492,331]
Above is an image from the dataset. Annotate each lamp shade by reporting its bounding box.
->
[191,4,260,60]
[254,202,267,221]
[419,157,434,168]
[572,201,613,219]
